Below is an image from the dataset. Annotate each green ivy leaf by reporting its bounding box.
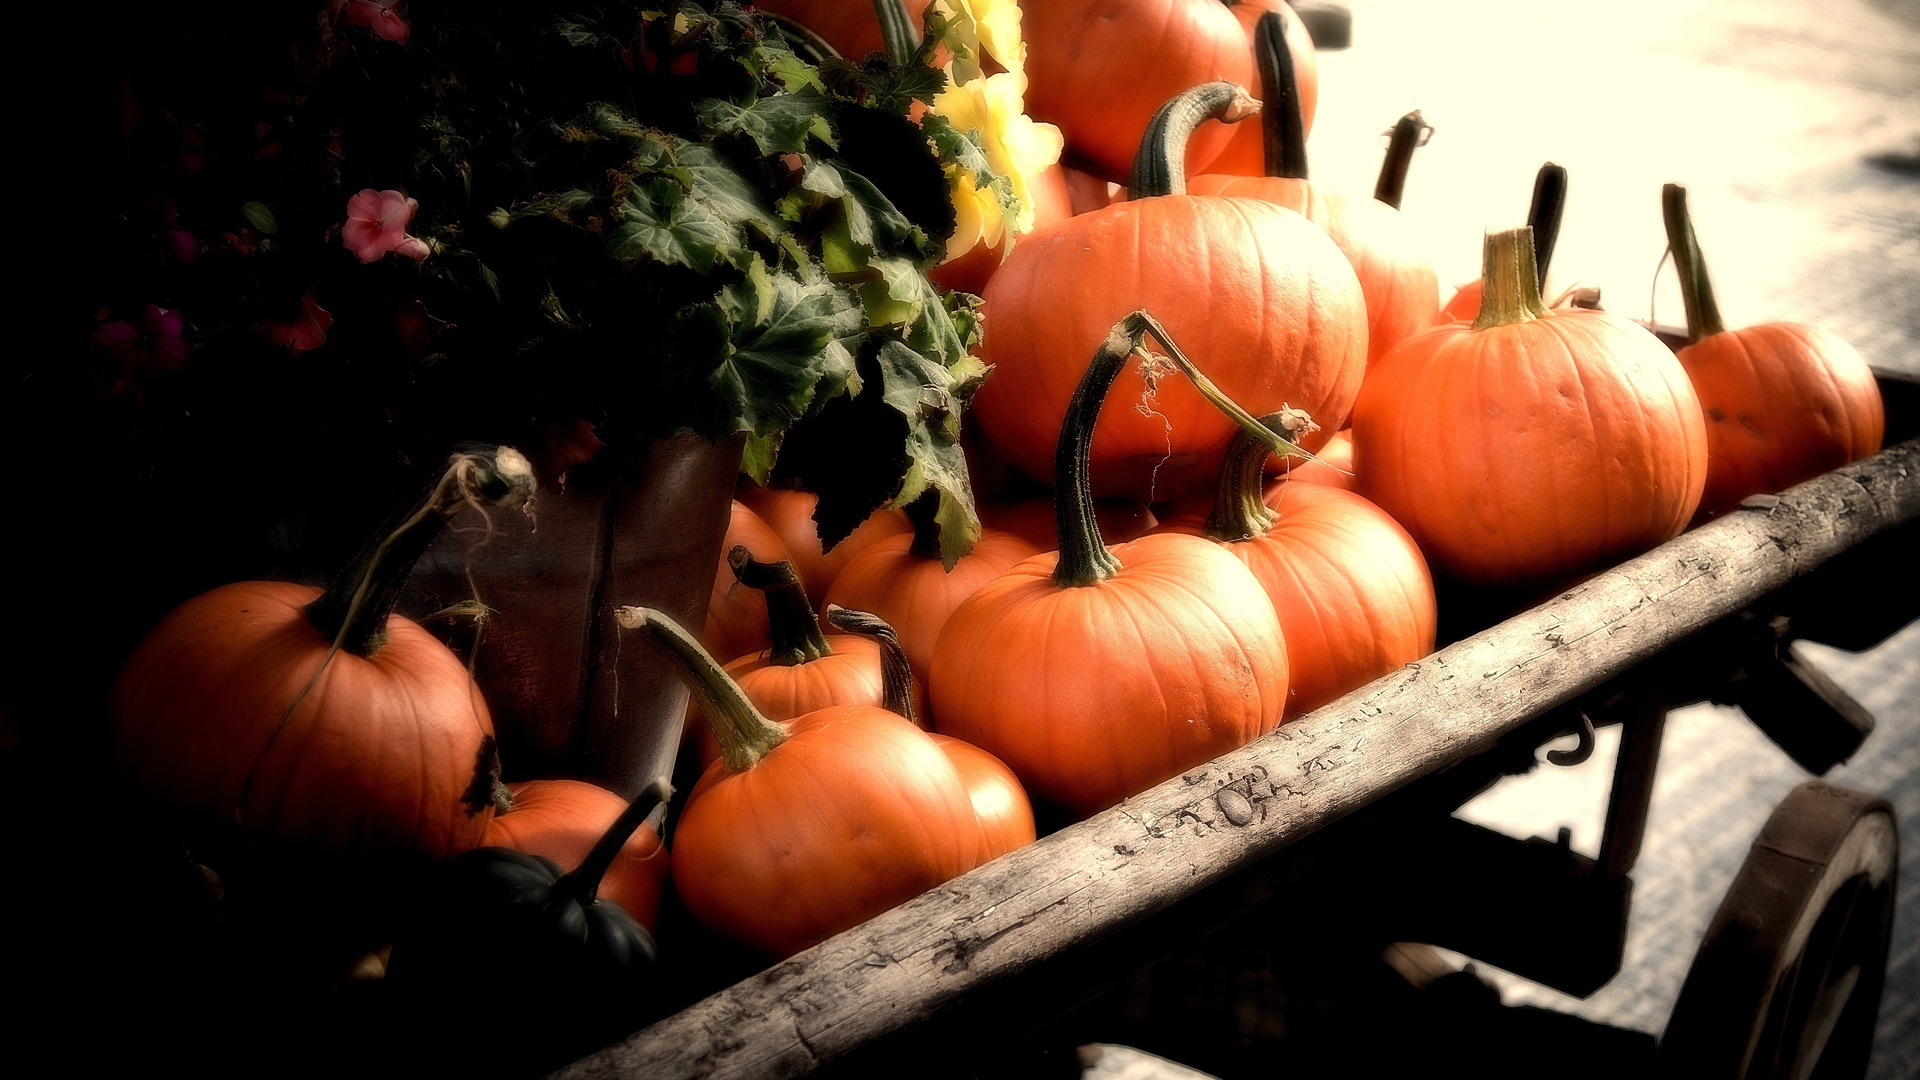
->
[674,142,785,241]
[694,88,835,156]
[609,177,741,272]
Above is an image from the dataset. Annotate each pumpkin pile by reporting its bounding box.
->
[101,0,1886,1071]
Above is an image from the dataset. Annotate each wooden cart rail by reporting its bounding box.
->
[558,439,1919,1080]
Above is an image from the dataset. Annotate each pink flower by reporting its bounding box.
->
[94,306,190,382]
[253,289,335,357]
[343,188,430,263]
[333,0,410,44]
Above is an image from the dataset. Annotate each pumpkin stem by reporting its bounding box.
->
[306,446,537,657]
[1661,182,1727,342]
[615,606,790,772]
[1205,410,1319,541]
[1254,11,1310,181]
[550,777,673,909]
[1130,82,1262,198]
[730,548,832,666]
[1529,163,1568,289]
[1373,110,1431,210]
[766,13,841,64]
[825,605,921,727]
[874,0,920,66]
[1471,226,1552,330]
[1053,311,1319,588]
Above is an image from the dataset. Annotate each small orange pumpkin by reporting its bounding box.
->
[1661,183,1884,517]
[483,779,668,930]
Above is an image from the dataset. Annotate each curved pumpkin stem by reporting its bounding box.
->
[1529,163,1569,289]
[1053,311,1319,588]
[1254,11,1310,181]
[1204,409,1319,541]
[1661,182,1727,342]
[1472,226,1552,330]
[1373,110,1432,210]
[615,606,790,773]
[873,0,920,66]
[730,548,832,666]
[824,605,919,727]
[1129,82,1262,198]
[306,446,538,657]
[550,777,672,908]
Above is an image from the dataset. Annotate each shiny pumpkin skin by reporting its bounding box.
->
[703,500,795,664]
[111,580,496,863]
[1158,482,1436,718]
[740,487,913,607]
[1023,0,1253,182]
[689,633,932,765]
[1351,311,1708,585]
[1198,0,1320,177]
[930,534,1289,816]
[485,779,668,930]
[1677,323,1884,516]
[973,195,1366,501]
[821,529,1043,687]
[1186,174,1437,367]
[929,733,1038,861]
[670,705,980,958]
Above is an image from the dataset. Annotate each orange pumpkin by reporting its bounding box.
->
[973,81,1366,501]
[1023,0,1253,182]
[738,486,912,606]
[930,734,1037,861]
[1662,183,1884,517]
[1197,0,1319,177]
[823,504,1040,689]
[1351,227,1708,586]
[483,779,668,930]
[624,608,978,959]
[1157,418,1436,718]
[933,312,1291,817]
[1187,14,1436,367]
[691,552,930,767]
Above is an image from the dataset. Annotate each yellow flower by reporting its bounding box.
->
[932,70,1064,262]
[936,0,1025,86]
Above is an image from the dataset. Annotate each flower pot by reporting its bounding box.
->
[403,432,743,796]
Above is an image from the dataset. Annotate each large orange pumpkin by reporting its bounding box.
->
[1351,227,1708,586]
[624,608,978,959]
[973,81,1367,501]
[110,450,534,872]
[933,312,1291,817]
[1023,0,1253,181]
[822,500,1042,688]
[1187,14,1436,367]
[1661,184,1884,517]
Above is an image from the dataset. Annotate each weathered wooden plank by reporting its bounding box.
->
[557,439,1919,1080]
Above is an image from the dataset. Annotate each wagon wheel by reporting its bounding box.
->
[1660,781,1898,1080]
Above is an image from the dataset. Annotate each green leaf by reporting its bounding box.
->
[855,255,924,329]
[674,142,785,241]
[694,89,835,156]
[870,339,983,567]
[769,53,825,94]
[609,177,741,272]
[240,201,278,237]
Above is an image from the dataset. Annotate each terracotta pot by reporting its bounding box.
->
[403,433,743,795]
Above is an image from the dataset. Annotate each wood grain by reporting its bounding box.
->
[555,438,1918,1080]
